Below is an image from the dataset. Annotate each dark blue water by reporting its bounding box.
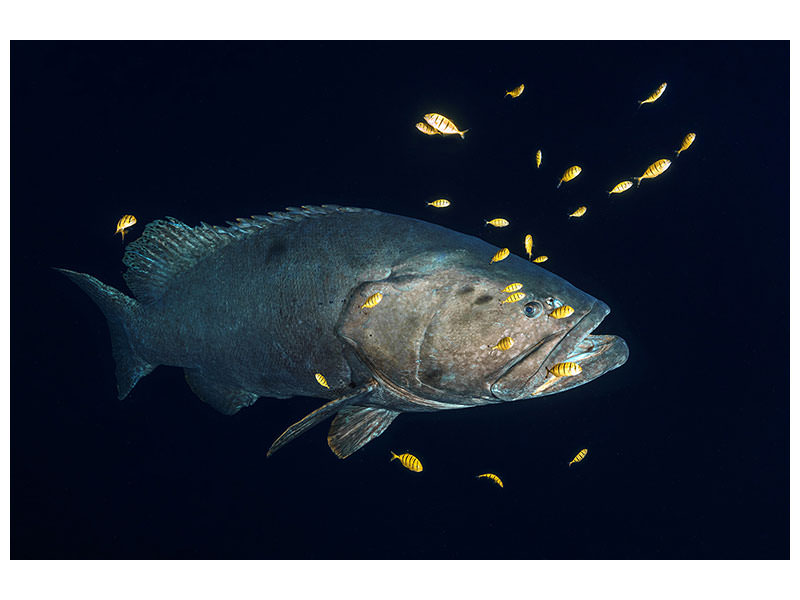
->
[11,41,788,559]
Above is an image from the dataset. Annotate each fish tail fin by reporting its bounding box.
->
[55,268,154,399]
[390,451,399,461]
[633,177,641,188]
[556,181,562,189]
[459,129,469,139]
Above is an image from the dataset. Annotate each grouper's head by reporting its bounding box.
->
[336,245,628,408]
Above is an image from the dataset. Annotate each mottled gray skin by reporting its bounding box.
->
[61,206,628,458]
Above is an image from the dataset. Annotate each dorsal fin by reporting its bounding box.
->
[122,205,375,304]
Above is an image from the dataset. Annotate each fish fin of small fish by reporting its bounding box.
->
[327,405,400,459]
[122,206,379,304]
[184,369,259,416]
[266,381,378,457]
[55,268,155,399]
[459,128,469,139]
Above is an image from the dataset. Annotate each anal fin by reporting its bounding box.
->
[266,380,378,457]
[184,369,259,415]
[327,406,400,459]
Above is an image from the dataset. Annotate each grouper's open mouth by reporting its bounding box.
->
[489,300,629,400]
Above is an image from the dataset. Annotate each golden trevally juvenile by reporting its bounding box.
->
[415,121,442,136]
[492,336,514,351]
[115,214,137,240]
[524,234,533,260]
[535,150,542,169]
[557,165,582,189]
[532,255,548,263]
[569,206,587,218]
[638,82,667,105]
[391,451,423,472]
[500,283,523,293]
[477,473,504,488]
[633,159,671,187]
[360,292,383,309]
[569,448,588,466]
[608,181,633,196]
[485,218,510,228]
[427,199,451,208]
[548,361,582,377]
[505,84,524,98]
[500,292,526,305]
[490,248,510,263]
[423,113,469,139]
[676,132,696,156]
[549,305,575,319]
[314,373,330,389]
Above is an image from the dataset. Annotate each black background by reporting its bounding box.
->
[11,41,788,559]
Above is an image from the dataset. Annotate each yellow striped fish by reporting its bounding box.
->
[423,113,469,139]
[524,234,533,260]
[492,336,514,351]
[490,248,510,263]
[569,206,587,218]
[676,132,696,156]
[427,199,450,208]
[485,218,509,228]
[360,292,383,309]
[500,292,526,305]
[633,159,671,187]
[548,362,582,377]
[505,84,524,98]
[557,165,581,189]
[115,214,137,240]
[532,255,548,264]
[569,448,588,466]
[476,473,504,488]
[415,121,442,136]
[549,305,574,319]
[608,181,633,196]
[314,373,330,389]
[638,82,667,105]
[500,283,523,293]
[535,150,542,169]
[391,451,423,472]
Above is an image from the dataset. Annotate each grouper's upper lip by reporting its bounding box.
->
[489,301,610,398]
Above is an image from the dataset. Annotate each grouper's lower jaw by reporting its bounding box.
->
[489,300,629,401]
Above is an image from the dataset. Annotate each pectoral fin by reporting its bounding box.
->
[266,380,378,457]
[184,369,259,415]
[327,405,400,459]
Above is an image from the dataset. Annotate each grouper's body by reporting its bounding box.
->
[60,205,629,458]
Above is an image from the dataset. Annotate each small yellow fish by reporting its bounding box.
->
[360,292,383,309]
[524,234,533,260]
[569,206,587,218]
[500,283,523,293]
[390,451,423,472]
[485,218,510,228]
[415,121,442,136]
[115,214,137,240]
[633,159,671,187]
[500,292,526,305]
[492,336,514,351]
[490,248,510,263]
[423,113,469,139]
[547,362,582,377]
[676,132,696,156]
[549,305,575,319]
[569,448,588,466]
[427,199,451,208]
[535,150,542,169]
[638,82,667,105]
[532,255,548,264]
[505,84,524,98]
[476,473,504,488]
[557,165,581,189]
[314,373,330,389]
[608,181,633,196]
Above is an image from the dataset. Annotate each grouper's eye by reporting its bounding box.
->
[523,301,543,318]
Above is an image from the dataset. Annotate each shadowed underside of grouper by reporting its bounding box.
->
[58,205,629,459]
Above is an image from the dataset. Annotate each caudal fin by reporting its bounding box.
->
[55,268,154,399]
[459,128,470,139]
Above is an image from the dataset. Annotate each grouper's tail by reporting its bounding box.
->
[55,268,154,399]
